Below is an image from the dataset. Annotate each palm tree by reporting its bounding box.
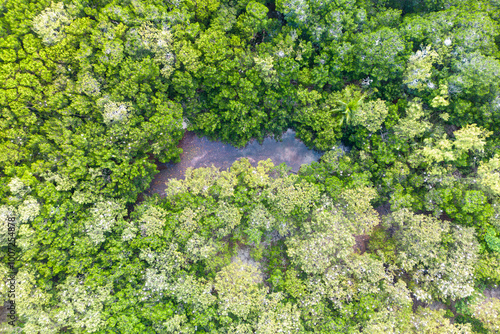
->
[332,85,369,127]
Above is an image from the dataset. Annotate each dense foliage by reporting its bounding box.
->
[1,0,500,332]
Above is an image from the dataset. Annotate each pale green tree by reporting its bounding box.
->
[245,203,277,244]
[42,172,77,192]
[214,170,238,198]
[54,276,112,333]
[8,177,29,197]
[255,293,302,334]
[136,204,168,237]
[17,196,40,223]
[393,99,431,140]
[287,213,355,274]
[475,252,500,283]
[32,2,72,45]
[175,41,202,73]
[453,124,492,154]
[166,165,237,199]
[471,297,500,333]
[214,201,241,238]
[317,253,389,307]
[264,173,321,223]
[121,221,138,241]
[417,124,490,164]
[166,275,216,312]
[337,187,379,235]
[403,45,441,92]
[411,307,472,333]
[76,72,101,97]
[352,98,389,133]
[159,314,190,334]
[385,209,478,302]
[243,159,275,189]
[253,55,278,85]
[183,166,220,196]
[214,258,268,320]
[85,199,126,244]
[138,22,175,78]
[164,177,189,198]
[419,134,456,164]
[225,323,254,334]
[175,206,202,241]
[140,245,187,277]
[96,97,131,125]
[287,187,378,275]
[15,268,57,334]
[478,154,500,197]
[361,280,413,333]
[185,233,218,261]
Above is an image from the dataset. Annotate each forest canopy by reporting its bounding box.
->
[1,0,500,332]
